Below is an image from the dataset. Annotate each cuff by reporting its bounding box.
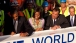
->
[49,27,52,30]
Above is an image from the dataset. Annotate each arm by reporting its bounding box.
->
[60,16,70,28]
[41,19,45,30]
[24,17,34,36]
[44,16,51,30]
[28,18,33,28]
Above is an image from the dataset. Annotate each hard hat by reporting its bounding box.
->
[11,1,19,6]
[60,0,66,3]
[42,1,48,7]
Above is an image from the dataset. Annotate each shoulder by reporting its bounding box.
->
[47,15,52,18]
[19,16,25,19]
[75,15,76,17]
[29,17,33,21]
[40,18,45,22]
[58,14,67,19]
[18,16,27,21]
[66,15,70,18]
[59,14,65,18]
[65,15,70,20]
[74,15,76,18]
[46,15,52,21]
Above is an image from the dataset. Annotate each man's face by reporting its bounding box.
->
[61,3,66,8]
[52,10,59,19]
[13,13,18,20]
[44,7,48,12]
[69,8,75,16]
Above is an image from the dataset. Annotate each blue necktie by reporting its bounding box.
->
[71,16,73,26]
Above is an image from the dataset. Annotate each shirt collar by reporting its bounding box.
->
[70,15,75,20]
[70,15,75,18]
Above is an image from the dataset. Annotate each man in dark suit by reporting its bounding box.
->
[4,9,34,36]
[66,6,76,27]
[44,8,69,30]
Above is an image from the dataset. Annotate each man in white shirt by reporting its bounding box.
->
[66,6,76,27]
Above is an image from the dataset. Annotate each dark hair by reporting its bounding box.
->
[69,6,75,11]
[52,7,60,13]
[10,8,18,17]
[33,7,42,19]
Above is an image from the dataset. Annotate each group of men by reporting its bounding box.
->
[45,6,76,30]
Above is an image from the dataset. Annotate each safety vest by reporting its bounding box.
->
[58,0,60,4]
[49,7,68,16]
[23,9,34,19]
[35,0,44,6]
[49,11,52,15]
[59,7,69,17]
[59,7,76,17]
[0,10,4,26]
[0,10,4,32]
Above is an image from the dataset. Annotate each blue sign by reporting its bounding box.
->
[32,33,75,43]
[7,40,24,43]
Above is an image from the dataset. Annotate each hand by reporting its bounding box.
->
[56,25,61,29]
[54,25,61,29]
[20,32,29,37]
[35,28,43,31]
[51,25,61,30]
[51,26,57,30]
[40,28,43,31]
[11,32,15,35]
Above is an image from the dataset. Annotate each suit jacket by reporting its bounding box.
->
[4,16,34,36]
[44,14,70,30]
[66,15,76,27]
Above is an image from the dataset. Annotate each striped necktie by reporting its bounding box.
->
[71,16,73,26]
[14,20,18,33]
[53,19,56,25]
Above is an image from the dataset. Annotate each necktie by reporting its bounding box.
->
[14,20,18,33]
[53,19,56,25]
[71,16,73,26]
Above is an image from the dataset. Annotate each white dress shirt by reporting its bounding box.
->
[53,19,56,24]
[13,20,18,33]
[49,19,57,30]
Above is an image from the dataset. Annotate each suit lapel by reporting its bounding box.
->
[50,15,59,26]
[50,16,54,27]
[51,19,54,26]
[54,15,60,25]
[12,19,15,32]
[68,16,71,26]
[73,15,76,26]
[17,17,20,33]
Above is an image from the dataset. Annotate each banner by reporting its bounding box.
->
[0,27,76,43]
